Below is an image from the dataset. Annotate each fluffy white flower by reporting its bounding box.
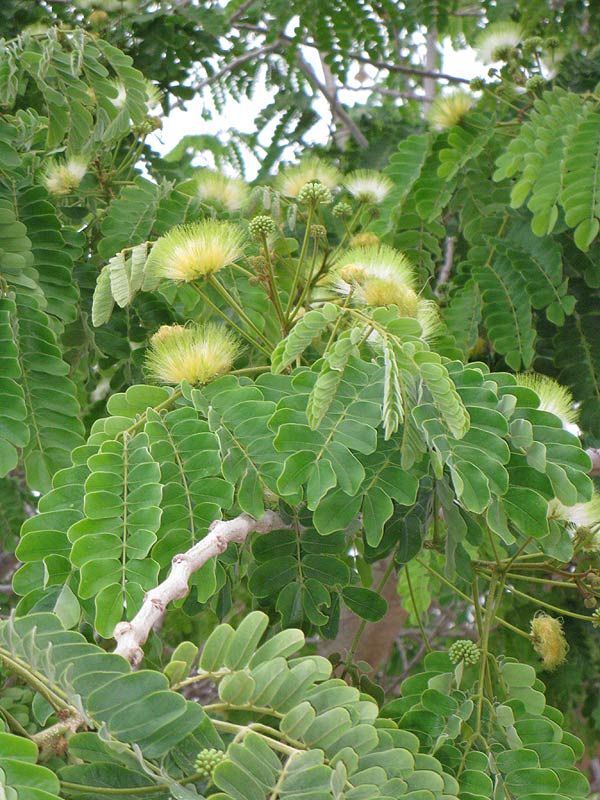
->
[145,221,246,283]
[514,373,578,429]
[476,21,524,64]
[276,157,341,198]
[333,245,417,310]
[548,495,600,533]
[145,324,240,385]
[428,91,473,131]
[344,170,393,203]
[42,157,87,196]
[196,171,249,212]
[109,80,127,109]
[145,80,162,113]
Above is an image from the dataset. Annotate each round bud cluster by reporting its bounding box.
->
[194,748,226,779]
[522,36,543,53]
[351,232,380,248]
[249,215,276,239]
[469,77,486,91]
[297,181,332,206]
[546,36,560,50]
[134,117,162,136]
[584,596,597,609]
[311,224,327,239]
[333,201,352,218]
[525,75,546,92]
[89,9,109,27]
[449,639,481,665]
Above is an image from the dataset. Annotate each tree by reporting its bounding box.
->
[1,2,600,798]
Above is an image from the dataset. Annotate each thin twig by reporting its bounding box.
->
[195,42,281,92]
[233,24,471,84]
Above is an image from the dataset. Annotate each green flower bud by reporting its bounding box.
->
[469,77,486,91]
[545,36,560,50]
[311,224,327,239]
[194,747,226,779]
[525,74,546,92]
[297,181,332,206]
[333,201,352,218]
[592,608,600,628]
[249,215,276,239]
[449,639,481,665]
[522,36,543,53]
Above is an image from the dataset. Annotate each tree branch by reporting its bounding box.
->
[295,53,369,149]
[233,24,471,84]
[195,42,282,92]
[113,511,287,666]
[342,84,426,102]
[588,448,600,476]
[435,236,456,296]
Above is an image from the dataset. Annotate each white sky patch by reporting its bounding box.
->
[147,40,481,179]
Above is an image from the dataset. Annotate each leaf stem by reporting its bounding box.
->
[478,571,596,621]
[260,232,287,333]
[191,282,271,356]
[208,275,274,349]
[285,204,315,318]
[405,563,432,652]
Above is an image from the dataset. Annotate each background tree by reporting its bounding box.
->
[1,1,600,798]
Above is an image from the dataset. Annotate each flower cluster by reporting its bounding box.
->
[448,639,481,665]
[145,220,246,283]
[514,373,578,428]
[194,748,226,780]
[344,170,393,203]
[476,21,524,64]
[145,324,240,385]
[428,91,473,131]
[531,613,568,670]
[196,170,248,212]
[332,244,440,338]
[42,157,87,196]
[276,156,340,198]
[249,215,276,239]
[333,201,352,218]
[297,181,332,206]
[548,493,600,551]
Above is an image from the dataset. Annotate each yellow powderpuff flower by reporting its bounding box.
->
[333,244,416,310]
[531,613,568,671]
[196,170,249,212]
[415,298,442,341]
[42,157,87,196]
[276,156,341,198]
[476,21,524,64]
[428,91,473,131]
[350,232,381,248]
[145,324,241,385]
[145,221,246,283]
[344,170,393,203]
[514,373,578,428]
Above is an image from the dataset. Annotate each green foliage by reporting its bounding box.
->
[383,649,590,799]
[1,7,600,799]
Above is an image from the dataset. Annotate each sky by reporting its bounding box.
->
[147,40,482,179]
